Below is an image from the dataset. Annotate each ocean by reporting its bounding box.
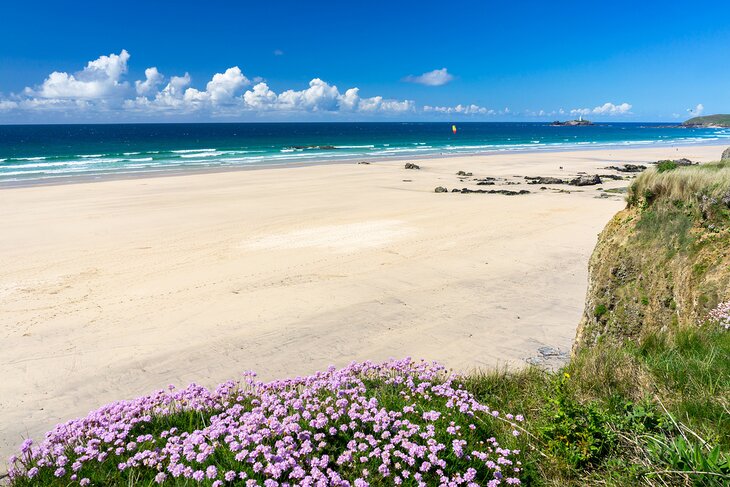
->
[0,122,727,184]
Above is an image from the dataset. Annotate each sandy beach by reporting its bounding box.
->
[0,144,724,464]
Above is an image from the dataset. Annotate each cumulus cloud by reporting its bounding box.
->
[277,78,341,111]
[135,67,164,95]
[423,104,504,115]
[687,103,704,116]
[404,68,454,86]
[570,102,632,117]
[241,80,414,114]
[26,50,131,99]
[273,49,284,56]
[1,50,424,118]
[242,82,278,109]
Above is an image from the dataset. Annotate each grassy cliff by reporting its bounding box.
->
[683,114,730,127]
[576,161,730,348]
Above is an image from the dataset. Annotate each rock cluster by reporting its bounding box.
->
[476,178,497,186]
[525,176,566,185]
[524,174,603,186]
[569,174,602,186]
[722,147,730,161]
[604,164,646,172]
[451,188,530,195]
[404,163,420,170]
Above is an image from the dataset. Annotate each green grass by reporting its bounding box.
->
[683,114,730,127]
[656,160,678,173]
[458,325,730,486]
[628,161,730,209]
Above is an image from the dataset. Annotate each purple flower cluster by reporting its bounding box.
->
[708,301,730,330]
[8,359,523,486]
[709,301,730,330]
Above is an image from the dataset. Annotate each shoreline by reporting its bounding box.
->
[0,137,727,190]
[0,143,726,466]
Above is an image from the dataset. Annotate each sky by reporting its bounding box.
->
[0,0,728,123]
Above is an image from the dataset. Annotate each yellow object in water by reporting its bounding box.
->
[452,125,457,134]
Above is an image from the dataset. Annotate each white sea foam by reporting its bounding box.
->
[179,151,224,158]
[171,148,217,154]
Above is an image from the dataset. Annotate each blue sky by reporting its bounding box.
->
[1,0,728,123]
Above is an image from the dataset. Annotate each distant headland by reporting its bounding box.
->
[682,114,730,128]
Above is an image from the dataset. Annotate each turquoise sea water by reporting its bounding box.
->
[0,122,728,184]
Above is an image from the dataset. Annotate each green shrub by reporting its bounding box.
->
[656,160,678,173]
[538,374,616,469]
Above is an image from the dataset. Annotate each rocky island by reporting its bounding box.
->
[551,117,593,126]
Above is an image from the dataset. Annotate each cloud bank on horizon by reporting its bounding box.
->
[0,50,636,122]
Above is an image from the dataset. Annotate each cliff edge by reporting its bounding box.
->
[575,160,730,351]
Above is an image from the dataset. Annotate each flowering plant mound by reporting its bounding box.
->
[8,359,524,486]
[708,301,730,330]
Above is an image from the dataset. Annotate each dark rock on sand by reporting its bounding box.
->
[357,161,370,165]
[456,171,473,176]
[434,186,448,193]
[722,147,730,161]
[405,163,420,170]
[569,174,602,186]
[525,176,567,185]
[604,164,646,173]
[597,174,625,181]
[454,188,530,195]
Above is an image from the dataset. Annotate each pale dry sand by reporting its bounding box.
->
[0,144,725,464]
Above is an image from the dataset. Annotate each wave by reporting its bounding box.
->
[171,148,217,154]
[179,151,224,158]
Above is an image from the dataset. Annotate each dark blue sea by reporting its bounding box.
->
[0,122,727,184]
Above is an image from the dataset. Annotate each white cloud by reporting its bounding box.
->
[358,96,414,113]
[203,66,250,104]
[128,73,192,110]
[135,67,164,95]
[242,82,278,109]
[404,68,454,86]
[0,100,18,110]
[339,88,361,111]
[423,104,501,115]
[27,50,130,99]
[277,78,341,111]
[241,79,414,114]
[570,102,632,117]
[593,102,632,115]
[273,49,284,56]
[570,108,591,116]
[687,103,704,116]
[1,50,415,118]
